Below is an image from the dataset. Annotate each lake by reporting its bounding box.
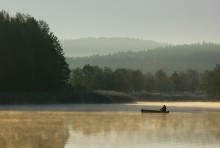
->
[0,102,220,148]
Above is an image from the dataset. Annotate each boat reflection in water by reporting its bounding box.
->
[0,110,220,147]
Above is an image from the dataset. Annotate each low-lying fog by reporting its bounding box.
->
[0,102,220,112]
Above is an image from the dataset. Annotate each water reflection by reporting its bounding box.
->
[0,111,220,147]
[67,112,220,147]
[0,111,70,148]
[70,112,143,135]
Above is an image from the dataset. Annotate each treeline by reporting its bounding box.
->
[70,64,220,97]
[0,11,70,91]
[203,65,220,96]
[66,42,220,74]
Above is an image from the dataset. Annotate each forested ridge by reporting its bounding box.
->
[67,43,220,74]
[61,37,167,57]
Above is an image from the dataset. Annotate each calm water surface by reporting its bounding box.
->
[0,102,220,148]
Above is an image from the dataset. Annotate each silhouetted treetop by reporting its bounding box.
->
[0,10,70,91]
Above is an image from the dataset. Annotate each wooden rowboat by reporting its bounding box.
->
[141,109,169,113]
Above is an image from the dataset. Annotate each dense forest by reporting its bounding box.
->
[0,10,219,103]
[67,43,220,74]
[0,11,70,91]
[61,37,167,57]
[70,64,220,97]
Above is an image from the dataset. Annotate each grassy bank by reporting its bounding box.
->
[0,90,219,105]
[0,90,135,105]
[130,91,220,102]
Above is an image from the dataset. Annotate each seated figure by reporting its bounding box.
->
[160,105,166,112]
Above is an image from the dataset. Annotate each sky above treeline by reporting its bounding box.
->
[1,0,220,44]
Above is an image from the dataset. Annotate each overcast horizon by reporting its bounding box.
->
[1,0,220,44]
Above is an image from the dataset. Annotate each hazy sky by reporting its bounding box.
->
[1,0,220,44]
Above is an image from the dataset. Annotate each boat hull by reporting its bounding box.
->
[141,109,169,113]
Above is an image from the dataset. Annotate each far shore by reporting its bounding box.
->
[0,102,220,112]
[0,90,219,105]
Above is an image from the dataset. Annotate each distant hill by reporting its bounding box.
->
[60,37,167,57]
[66,42,220,74]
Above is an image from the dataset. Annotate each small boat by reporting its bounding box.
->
[141,109,169,113]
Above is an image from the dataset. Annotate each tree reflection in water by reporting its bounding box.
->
[0,112,70,148]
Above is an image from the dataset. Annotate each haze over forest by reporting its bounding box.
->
[61,37,167,57]
[65,41,220,74]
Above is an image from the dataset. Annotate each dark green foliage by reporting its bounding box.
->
[70,64,220,100]
[202,64,220,96]
[0,11,70,91]
[70,65,207,93]
[184,69,201,92]
[70,65,146,92]
[170,72,182,91]
[144,72,156,91]
[155,69,170,91]
[130,70,145,92]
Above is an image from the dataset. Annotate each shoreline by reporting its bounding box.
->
[0,102,220,112]
[0,90,219,105]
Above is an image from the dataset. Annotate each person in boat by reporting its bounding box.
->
[160,105,166,112]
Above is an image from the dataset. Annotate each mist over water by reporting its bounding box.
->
[66,112,220,148]
[0,110,220,148]
[135,102,220,112]
[1,102,220,112]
